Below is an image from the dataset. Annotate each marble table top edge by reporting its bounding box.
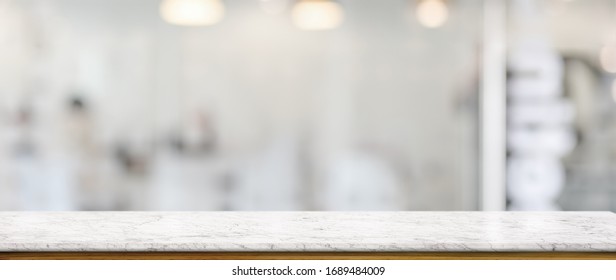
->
[1,211,615,252]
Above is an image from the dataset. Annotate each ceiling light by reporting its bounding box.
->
[291,0,344,31]
[416,0,448,28]
[160,0,225,26]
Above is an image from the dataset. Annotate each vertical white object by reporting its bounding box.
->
[481,0,507,211]
[507,0,573,211]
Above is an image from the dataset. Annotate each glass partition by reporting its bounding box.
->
[506,0,616,211]
[0,0,483,210]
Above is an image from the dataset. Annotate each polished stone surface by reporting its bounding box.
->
[0,212,615,252]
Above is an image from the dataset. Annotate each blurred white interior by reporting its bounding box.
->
[0,0,481,211]
[0,0,615,211]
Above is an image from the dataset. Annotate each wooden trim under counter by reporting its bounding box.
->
[2,252,616,260]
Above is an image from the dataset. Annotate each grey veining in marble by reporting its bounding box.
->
[0,212,615,252]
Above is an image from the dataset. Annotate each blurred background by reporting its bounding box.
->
[0,0,614,211]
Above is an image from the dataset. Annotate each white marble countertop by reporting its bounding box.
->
[1,212,615,252]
